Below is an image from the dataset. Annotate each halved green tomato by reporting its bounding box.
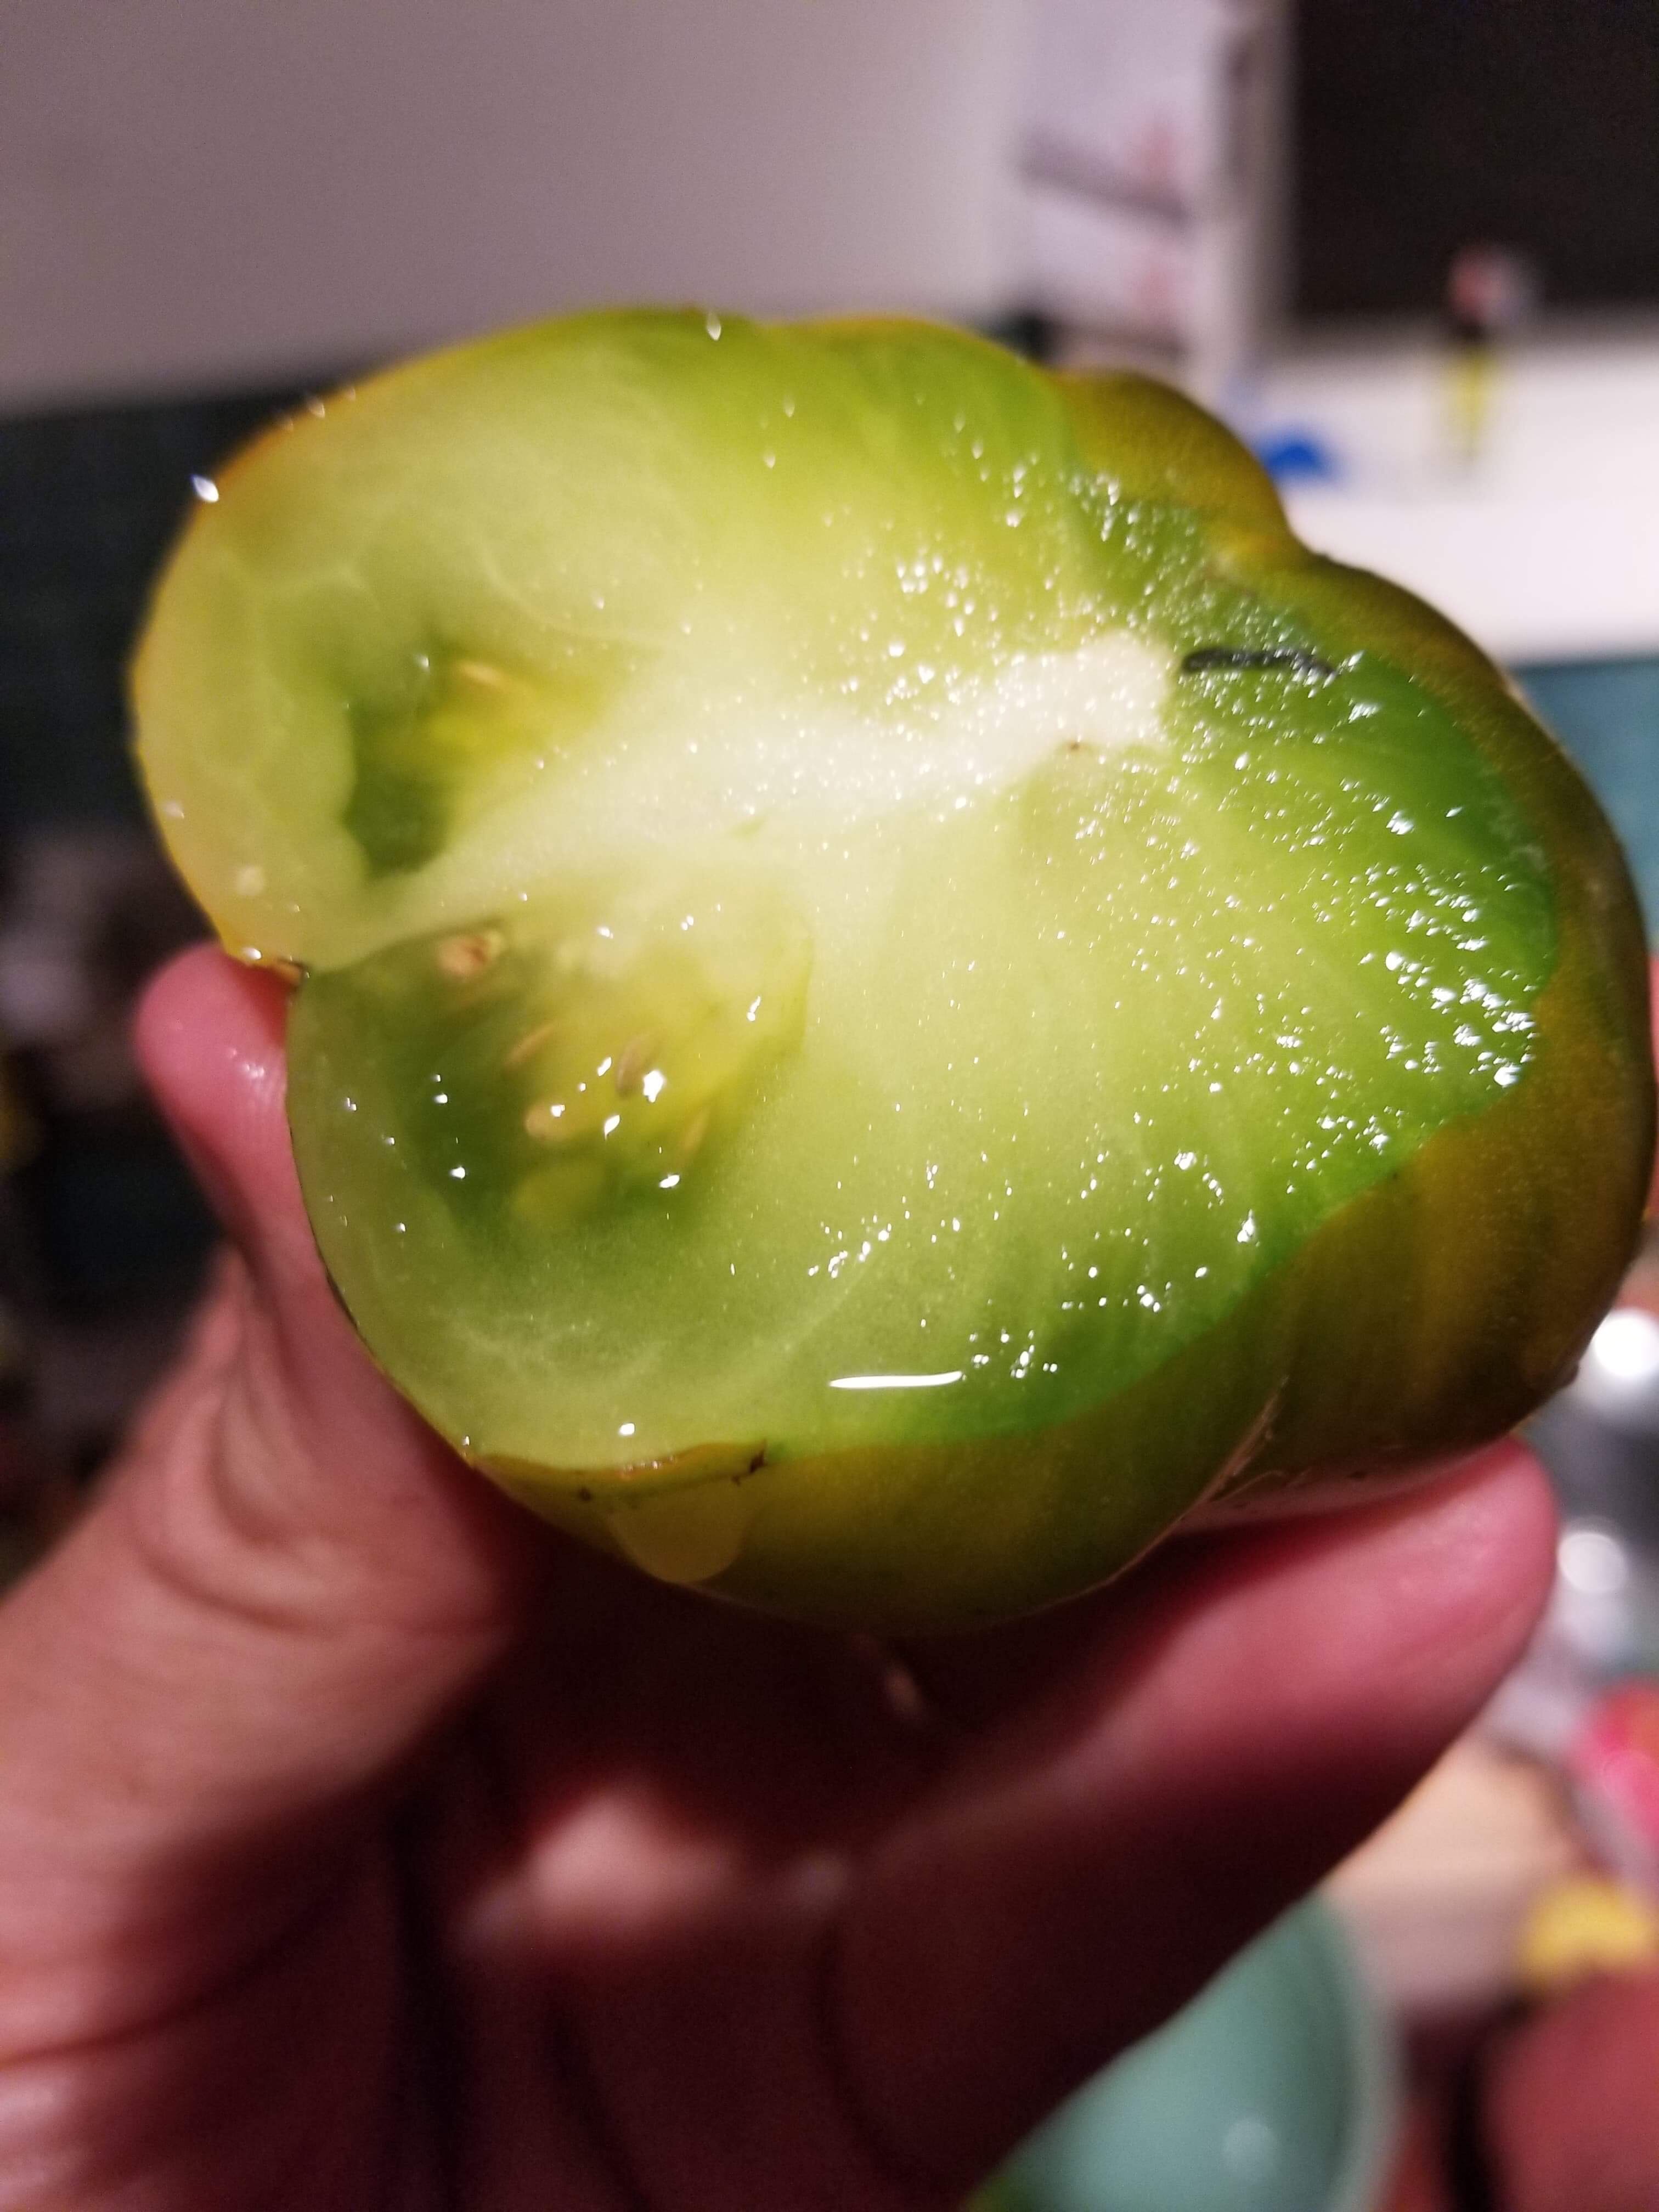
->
[133,312,1655,1630]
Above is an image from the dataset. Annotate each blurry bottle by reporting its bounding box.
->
[1442,244,1536,472]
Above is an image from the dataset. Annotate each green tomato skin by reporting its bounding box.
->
[137,314,1656,1632]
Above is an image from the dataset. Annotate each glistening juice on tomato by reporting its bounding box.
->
[133,312,1655,1631]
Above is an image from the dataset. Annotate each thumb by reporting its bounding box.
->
[128,943,535,1658]
[0,947,542,2049]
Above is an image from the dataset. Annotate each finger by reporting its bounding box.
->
[0,947,545,2053]
[891,1451,1514,1737]
[134,946,541,1605]
[832,1441,1557,2187]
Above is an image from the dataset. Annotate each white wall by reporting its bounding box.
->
[0,0,1023,409]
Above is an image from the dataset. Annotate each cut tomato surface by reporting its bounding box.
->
[134,313,1655,1627]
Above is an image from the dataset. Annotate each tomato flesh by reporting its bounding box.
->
[134,313,1655,1627]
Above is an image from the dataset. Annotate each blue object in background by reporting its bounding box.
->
[975,1900,1398,2212]
[1519,659,1659,944]
[1254,431,1342,488]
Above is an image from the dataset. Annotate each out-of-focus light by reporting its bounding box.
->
[191,474,219,503]
[1588,1307,1659,1387]
[1559,1524,1629,1596]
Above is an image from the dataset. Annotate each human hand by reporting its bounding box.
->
[0,947,1559,2210]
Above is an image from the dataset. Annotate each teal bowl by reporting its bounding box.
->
[973,1900,1399,2212]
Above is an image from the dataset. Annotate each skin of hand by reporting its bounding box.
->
[0,946,1569,2211]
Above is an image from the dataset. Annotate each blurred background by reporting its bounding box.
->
[2,3,1657,2205]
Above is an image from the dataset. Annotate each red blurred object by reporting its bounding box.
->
[1571,1682,1659,1878]
[1483,1967,1659,2212]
